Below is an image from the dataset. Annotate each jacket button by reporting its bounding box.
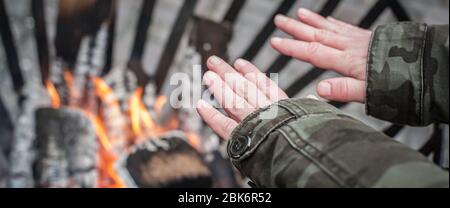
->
[230,135,251,159]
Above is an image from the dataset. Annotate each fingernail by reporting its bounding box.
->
[235,59,248,69]
[198,100,211,108]
[208,56,222,66]
[203,71,216,85]
[271,37,283,45]
[298,8,311,17]
[275,14,288,24]
[318,82,332,97]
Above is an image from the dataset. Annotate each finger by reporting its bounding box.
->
[207,56,271,108]
[271,37,357,76]
[203,71,256,121]
[196,100,237,139]
[297,8,370,39]
[326,17,372,37]
[233,58,289,102]
[274,14,349,50]
[317,77,366,103]
[297,8,338,32]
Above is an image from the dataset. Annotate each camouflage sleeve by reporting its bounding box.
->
[366,23,449,126]
[228,98,449,188]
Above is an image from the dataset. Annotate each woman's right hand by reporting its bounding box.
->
[272,8,372,103]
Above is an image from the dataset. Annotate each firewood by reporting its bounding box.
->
[34,108,97,188]
[125,132,212,188]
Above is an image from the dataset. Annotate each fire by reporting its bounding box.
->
[129,87,157,140]
[45,80,61,108]
[92,76,120,108]
[98,148,126,188]
[45,76,201,188]
[87,112,113,151]
[64,70,75,97]
[154,95,167,114]
[129,87,144,137]
[87,112,126,188]
[186,131,202,152]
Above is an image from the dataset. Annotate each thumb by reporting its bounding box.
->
[317,78,366,103]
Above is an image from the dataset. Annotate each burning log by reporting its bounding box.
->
[34,108,98,188]
[124,132,212,188]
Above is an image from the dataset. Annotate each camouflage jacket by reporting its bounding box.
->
[367,23,448,126]
[227,23,449,188]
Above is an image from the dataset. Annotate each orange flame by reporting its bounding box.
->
[129,87,156,139]
[45,80,61,108]
[86,113,113,151]
[44,76,203,188]
[98,148,126,188]
[186,131,202,152]
[86,113,125,188]
[92,77,119,107]
[91,77,127,188]
[154,95,167,114]
[130,88,144,137]
[64,70,75,97]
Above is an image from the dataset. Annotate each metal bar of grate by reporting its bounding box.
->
[240,0,296,61]
[31,0,50,85]
[129,0,157,63]
[102,0,117,77]
[419,124,444,165]
[154,0,199,93]
[222,0,248,24]
[127,0,157,86]
[388,0,411,22]
[383,124,404,138]
[265,0,343,76]
[0,0,25,94]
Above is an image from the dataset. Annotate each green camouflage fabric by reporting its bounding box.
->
[367,23,449,126]
[227,98,449,188]
[226,23,449,188]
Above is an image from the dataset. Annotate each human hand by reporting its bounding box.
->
[272,8,372,103]
[196,56,288,139]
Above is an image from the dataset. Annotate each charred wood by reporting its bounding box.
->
[125,132,212,188]
[34,108,97,188]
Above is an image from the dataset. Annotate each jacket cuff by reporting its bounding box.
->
[366,23,428,126]
[227,99,341,173]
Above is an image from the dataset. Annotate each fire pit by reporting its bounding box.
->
[0,0,239,188]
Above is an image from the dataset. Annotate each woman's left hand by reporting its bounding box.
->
[196,56,288,140]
